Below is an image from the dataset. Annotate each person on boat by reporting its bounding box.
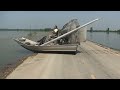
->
[53,25,59,37]
[48,25,60,45]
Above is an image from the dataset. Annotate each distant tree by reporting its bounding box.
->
[117,29,120,34]
[44,28,52,31]
[106,28,110,32]
[117,29,120,32]
[90,27,93,32]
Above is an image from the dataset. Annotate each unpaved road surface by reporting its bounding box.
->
[6,41,120,79]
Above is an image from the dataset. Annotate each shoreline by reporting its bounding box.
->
[2,40,120,79]
[0,53,37,79]
[87,40,120,52]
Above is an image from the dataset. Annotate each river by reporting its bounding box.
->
[0,31,49,69]
[0,31,120,70]
[87,32,120,50]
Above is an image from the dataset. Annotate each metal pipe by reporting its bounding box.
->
[40,18,99,46]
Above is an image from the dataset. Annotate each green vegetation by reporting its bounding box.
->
[88,27,120,33]
[117,29,120,34]
[117,29,120,32]
[1,27,120,33]
[90,27,93,32]
[106,28,109,32]
[0,28,53,31]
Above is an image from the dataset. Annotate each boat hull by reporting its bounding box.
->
[14,39,78,53]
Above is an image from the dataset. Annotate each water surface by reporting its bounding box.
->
[87,32,120,50]
[0,31,49,69]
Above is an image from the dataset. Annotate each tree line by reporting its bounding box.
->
[88,27,120,32]
[0,28,53,31]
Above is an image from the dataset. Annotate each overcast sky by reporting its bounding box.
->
[0,11,120,30]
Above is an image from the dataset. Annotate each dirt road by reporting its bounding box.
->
[6,41,120,79]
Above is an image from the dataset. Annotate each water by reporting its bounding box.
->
[0,31,49,69]
[0,31,120,69]
[87,32,120,50]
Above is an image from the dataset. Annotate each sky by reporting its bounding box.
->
[0,11,120,30]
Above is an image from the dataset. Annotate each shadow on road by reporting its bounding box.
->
[33,51,79,55]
